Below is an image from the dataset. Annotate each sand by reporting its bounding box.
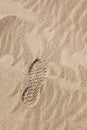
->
[0,0,87,130]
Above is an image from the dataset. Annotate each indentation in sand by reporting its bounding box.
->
[22,58,47,108]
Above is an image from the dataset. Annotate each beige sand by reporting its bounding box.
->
[0,0,87,130]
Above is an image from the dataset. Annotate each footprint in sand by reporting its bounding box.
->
[22,58,47,108]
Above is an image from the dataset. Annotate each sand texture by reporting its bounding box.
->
[0,0,87,130]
